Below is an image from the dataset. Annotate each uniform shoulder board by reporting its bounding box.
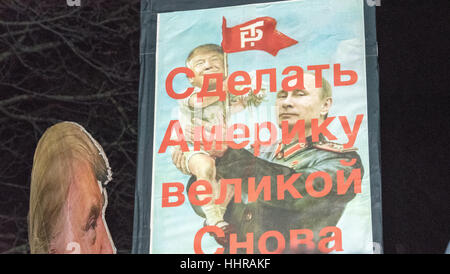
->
[313,141,358,153]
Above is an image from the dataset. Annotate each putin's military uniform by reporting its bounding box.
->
[187,135,364,253]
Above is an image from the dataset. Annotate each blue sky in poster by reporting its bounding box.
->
[150,0,373,254]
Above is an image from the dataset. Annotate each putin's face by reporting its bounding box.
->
[49,160,115,254]
[276,73,331,131]
[187,49,225,90]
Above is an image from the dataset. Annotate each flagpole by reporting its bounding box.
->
[223,52,229,143]
[224,52,228,78]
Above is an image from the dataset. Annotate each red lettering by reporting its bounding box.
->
[161,182,185,208]
[228,71,251,96]
[334,64,358,86]
[311,117,337,142]
[193,226,225,254]
[305,171,333,198]
[158,120,189,153]
[281,66,305,91]
[165,67,195,99]
[307,64,330,88]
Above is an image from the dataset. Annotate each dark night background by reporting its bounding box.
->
[0,0,139,253]
[376,0,449,253]
[0,0,448,254]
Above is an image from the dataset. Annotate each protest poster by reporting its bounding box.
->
[134,0,382,254]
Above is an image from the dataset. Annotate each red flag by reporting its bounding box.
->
[221,16,298,56]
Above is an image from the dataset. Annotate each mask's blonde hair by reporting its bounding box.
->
[28,122,112,253]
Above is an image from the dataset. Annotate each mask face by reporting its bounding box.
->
[50,160,115,254]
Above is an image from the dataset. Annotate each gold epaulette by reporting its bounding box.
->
[313,141,358,153]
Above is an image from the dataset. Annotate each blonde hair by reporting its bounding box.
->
[28,122,112,253]
[185,44,224,67]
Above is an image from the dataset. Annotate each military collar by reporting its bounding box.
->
[272,135,325,161]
